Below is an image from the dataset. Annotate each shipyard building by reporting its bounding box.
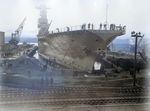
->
[0,31,5,51]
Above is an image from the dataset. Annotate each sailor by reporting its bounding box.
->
[123,26,126,30]
[110,24,113,30]
[100,23,102,30]
[88,23,90,29]
[84,24,86,29]
[104,24,107,30]
[81,25,83,29]
[113,24,116,30]
[66,26,69,31]
[119,24,122,30]
[56,28,59,32]
[92,24,93,30]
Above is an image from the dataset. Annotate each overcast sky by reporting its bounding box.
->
[0,0,150,40]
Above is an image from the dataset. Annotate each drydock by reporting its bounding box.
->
[0,36,150,111]
[0,37,150,110]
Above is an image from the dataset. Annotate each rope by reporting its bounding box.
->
[60,40,74,63]
[46,39,75,58]
[51,40,75,50]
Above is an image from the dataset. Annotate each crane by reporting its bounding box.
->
[9,17,26,45]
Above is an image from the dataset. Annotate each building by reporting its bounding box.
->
[0,31,5,51]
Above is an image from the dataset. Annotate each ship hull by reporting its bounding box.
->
[38,29,125,72]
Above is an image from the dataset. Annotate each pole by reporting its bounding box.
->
[134,36,138,86]
[131,31,144,87]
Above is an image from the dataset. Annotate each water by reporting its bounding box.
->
[18,42,38,46]
[18,42,39,59]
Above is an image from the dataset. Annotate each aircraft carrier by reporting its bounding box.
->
[37,5,126,73]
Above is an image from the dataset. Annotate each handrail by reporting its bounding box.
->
[49,23,126,34]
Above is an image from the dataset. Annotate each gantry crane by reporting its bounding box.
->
[9,17,26,45]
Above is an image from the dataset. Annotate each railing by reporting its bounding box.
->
[50,25,82,34]
[49,23,126,35]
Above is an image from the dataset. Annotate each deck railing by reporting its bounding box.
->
[49,23,126,35]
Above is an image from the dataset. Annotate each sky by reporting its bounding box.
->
[0,0,150,41]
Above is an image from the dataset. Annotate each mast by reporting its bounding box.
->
[106,4,108,23]
[104,4,109,29]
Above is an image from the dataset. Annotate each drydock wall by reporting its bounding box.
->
[0,31,5,51]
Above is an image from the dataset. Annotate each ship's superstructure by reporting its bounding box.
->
[37,5,126,72]
[37,5,51,38]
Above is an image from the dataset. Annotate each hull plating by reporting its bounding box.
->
[38,29,125,72]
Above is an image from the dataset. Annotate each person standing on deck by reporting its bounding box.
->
[100,23,102,30]
[92,24,94,30]
[88,23,90,29]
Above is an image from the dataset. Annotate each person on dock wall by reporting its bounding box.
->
[137,66,140,74]
[130,68,134,77]
[26,59,28,65]
[28,69,31,78]
[31,79,35,88]
[45,77,49,86]
[104,70,108,82]
[41,77,44,86]
[43,64,47,71]
[50,77,53,86]
[39,63,43,70]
